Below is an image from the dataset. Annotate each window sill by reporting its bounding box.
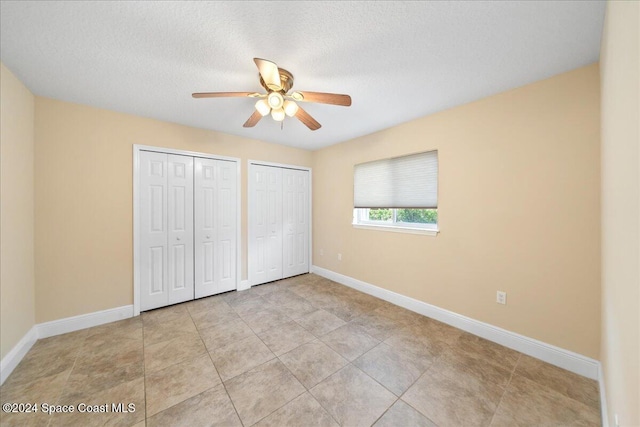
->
[352,223,439,236]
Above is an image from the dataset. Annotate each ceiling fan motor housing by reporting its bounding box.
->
[259,68,294,93]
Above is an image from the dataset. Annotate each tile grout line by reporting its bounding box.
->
[487,352,521,427]
[155,304,239,423]
[206,352,245,427]
[142,316,148,426]
[510,367,603,417]
[299,295,422,426]
[300,284,421,425]
[306,391,342,427]
[48,332,86,427]
[219,313,321,427]
[347,359,401,426]
[143,305,211,375]
[248,387,308,426]
[8,273,595,426]
[221,315,287,426]
[513,356,602,414]
[245,318,312,426]
[305,363,352,427]
[265,283,351,426]
[369,396,400,426]
[144,305,225,423]
[392,340,451,425]
[74,277,438,425]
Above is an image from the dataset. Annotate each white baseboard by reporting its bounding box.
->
[1,305,134,385]
[598,364,609,427]
[1,274,607,422]
[0,326,38,385]
[312,265,600,380]
[37,305,133,339]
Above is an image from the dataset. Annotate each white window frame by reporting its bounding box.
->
[352,150,438,236]
[352,208,439,236]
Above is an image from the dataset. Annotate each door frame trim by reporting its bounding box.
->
[247,160,313,287]
[133,144,241,316]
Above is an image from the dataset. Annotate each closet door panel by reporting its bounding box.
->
[266,167,283,282]
[283,170,295,276]
[295,170,309,274]
[195,158,217,298]
[283,169,309,278]
[250,165,283,286]
[217,160,237,293]
[195,158,238,297]
[167,154,194,304]
[140,151,169,311]
[251,167,268,285]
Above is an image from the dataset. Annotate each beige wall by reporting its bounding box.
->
[0,63,36,359]
[313,64,601,358]
[600,1,640,425]
[5,49,608,374]
[34,98,311,323]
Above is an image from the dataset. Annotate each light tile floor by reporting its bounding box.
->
[0,273,601,426]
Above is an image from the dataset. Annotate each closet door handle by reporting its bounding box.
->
[176,237,181,241]
[206,235,211,239]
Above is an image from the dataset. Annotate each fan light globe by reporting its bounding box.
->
[255,99,270,116]
[283,100,299,117]
[271,108,285,122]
[267,92,284,109]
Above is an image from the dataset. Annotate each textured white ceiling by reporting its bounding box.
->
[0,1,605,150]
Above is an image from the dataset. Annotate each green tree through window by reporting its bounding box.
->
[364,208,437,225]
[368,209,392,221]
[397,209,437,224]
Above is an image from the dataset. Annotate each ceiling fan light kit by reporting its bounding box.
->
[283,100,299,117]
[255,99,270,116]
[267,92,284,109]
[271,108,285,122]
[192,58,352,131]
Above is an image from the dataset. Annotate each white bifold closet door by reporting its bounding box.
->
[194,158,237,298]
[251,165,283,284]
[282,168,309,278]
[250,164,309,287]
[140,152,194,310]
[139,151,237,311]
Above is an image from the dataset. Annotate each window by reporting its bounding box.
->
[353,151,438,235]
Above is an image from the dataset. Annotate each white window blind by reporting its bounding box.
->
[354,151,438,209]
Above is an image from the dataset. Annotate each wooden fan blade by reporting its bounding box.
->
[243,110,263,128]
[254,58,282,90]
[192,92,258,98]
[293,91,351,106]
[295,106,321,131]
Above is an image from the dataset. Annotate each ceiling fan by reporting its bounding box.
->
[192,58,352,131]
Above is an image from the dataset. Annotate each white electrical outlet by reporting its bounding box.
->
[496,291,507,305]
[319,248,324,256]
[338,253,342,261]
